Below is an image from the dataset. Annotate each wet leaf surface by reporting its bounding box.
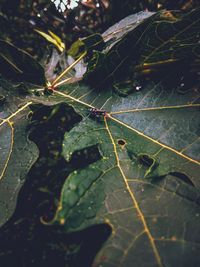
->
[0,8,200,267]
[45,71,200,267]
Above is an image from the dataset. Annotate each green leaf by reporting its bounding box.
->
[84,8,200,88]
[0,79,38,226]
[0,8,200,267]
[44,72,200,266]
[34,29,65,53]
[0,40,46,84]
[35,10,200,265]
[67,33,105,59]
[102,11,155,51]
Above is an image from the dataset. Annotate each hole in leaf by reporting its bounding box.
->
[117,139,126,146]
[27,111,33,119]
[170,172,195,187]
[138,154,158,177]
[69,223,112,267]
[0,102,85,266]
[138,154,154,167]
[70,144,102,169]
[29,103,82,158]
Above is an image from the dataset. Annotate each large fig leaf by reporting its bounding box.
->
[0,8,200,267]
[44,68,200,266]
[0,33,56,227]
[39,9,200,267]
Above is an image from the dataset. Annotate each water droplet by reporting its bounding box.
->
[136,86,142,91]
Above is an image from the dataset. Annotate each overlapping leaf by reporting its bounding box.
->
[0,40,46,84]
[43,9,200,267]
[85,8,200,88]
[0,79,38,226]
[42,68,200,267]
[0,8,200,267]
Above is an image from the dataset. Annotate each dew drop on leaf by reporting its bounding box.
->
[136,86,142,91]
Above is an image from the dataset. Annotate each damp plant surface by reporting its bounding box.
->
[0,1,200,267]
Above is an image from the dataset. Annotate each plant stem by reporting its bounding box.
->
[51,52,87,87]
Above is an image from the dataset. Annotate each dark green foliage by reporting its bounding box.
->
[0,40,46,84]
[84,9,200,90]
[0,2,200,267]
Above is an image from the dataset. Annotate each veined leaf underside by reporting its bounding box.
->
[43,78,200,266]
[0,100,38,226]
[0,8,200,266]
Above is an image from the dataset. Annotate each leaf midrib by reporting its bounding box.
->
[104,116,163,267]
[53,90,200,166]
[0,102,32,181]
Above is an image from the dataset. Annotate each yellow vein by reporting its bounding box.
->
[126,179,200,205]
[53,77,72,88]
[100,96,113,109]
[78,88,95,100]
[143,14,200,63]
[121,231,146,264]
[192,95,200,104]
[103,24,133,40]
[52,89,200,165]
[42,164,118,226]
[90,94,100,106]
[101,18,156,84]
[0,121,14,181]
[181,137,200,153]
[110,103,200,115]
[108,206,134,215]
[51,52,86,86]
[54,90,94,108]
[0,52,23,74]
[0,102,32,127]
[109,115,200,166]
[0,102,32,181]
[104,117,163,267]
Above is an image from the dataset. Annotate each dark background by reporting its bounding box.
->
[0,0,200,57]
[0,1,199,267]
